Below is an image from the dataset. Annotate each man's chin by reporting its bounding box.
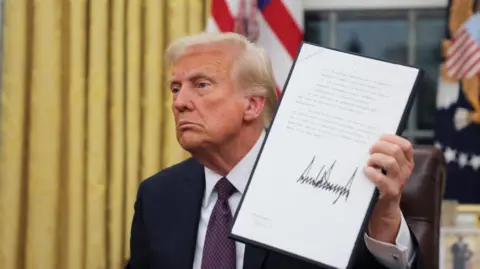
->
[177,131,205,152]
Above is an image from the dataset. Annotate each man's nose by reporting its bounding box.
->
[173,86,194,112]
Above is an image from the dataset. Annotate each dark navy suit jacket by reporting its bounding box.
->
[126,157,423,269]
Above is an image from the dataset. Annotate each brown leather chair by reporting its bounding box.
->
[401,146,446,269]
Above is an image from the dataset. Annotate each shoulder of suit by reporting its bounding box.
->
[139,157,201,190]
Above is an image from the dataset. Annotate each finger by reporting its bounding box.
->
[370,140,408,168]
[367,153,400,177]
[364,166,400,198]
[379,134,414,163]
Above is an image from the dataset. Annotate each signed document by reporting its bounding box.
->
[230,43,422,269]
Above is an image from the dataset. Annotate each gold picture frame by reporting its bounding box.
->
[457,204,480,228]
[458,204,480,214]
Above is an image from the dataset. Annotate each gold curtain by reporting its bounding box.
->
[0,0,210,268]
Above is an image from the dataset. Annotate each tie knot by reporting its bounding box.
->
[215,178,236,201]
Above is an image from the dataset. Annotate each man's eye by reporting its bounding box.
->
[171,86,180,93]
[197,81,210,88]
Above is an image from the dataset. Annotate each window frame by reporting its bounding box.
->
[303,0,448,11]
[303,1,448,144]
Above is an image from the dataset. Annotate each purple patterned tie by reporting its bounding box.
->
[201,177,237,269]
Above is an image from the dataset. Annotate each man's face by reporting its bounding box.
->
[169,45,246,152]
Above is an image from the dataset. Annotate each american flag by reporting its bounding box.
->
[445,12,480,79]
[206,0,303,97]
[435,4,480,204]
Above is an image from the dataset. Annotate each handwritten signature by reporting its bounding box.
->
[296,156,357,204]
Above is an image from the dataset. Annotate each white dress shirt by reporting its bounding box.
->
[192,131,415,269]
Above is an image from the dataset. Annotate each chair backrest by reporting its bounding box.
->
[400,146,446,269]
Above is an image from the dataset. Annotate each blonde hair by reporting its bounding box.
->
[165,32,278,127]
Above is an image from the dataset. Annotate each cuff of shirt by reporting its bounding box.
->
[364,212,415,269]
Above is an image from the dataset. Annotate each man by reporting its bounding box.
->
[127,32,423,269]
[451,236,473,269]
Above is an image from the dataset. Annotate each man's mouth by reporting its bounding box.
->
[177,120,199,130]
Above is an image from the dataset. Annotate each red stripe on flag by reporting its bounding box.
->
[454,47,480,78]
[445,26,480,79]
[463,53,480,77]
[468,55,480,73]
[275,87,281,99]
[448,28,468,52]
[211,0,235,32]
[446,36,474,69]
[260,0,302,59]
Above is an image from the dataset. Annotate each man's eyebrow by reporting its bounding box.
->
[186,71,212,80]
[168,77,179,84]
[169,69,214,84]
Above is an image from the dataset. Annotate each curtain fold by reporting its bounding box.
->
[0,0,28,268]
[26,0,63,268]
[0,0,209,268]
[108,0,126,268]
[124,0,142,260]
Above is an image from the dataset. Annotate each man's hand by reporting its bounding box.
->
[364,134,414,244]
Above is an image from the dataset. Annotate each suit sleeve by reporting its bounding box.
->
[126,182,149,269]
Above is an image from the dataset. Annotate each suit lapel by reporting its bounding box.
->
[162,158,205,269]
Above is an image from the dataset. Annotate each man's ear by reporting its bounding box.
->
[244,95,266,122]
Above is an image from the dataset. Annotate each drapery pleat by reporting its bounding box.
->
[124,0,142,259]
[108,0,127,268]
[85,0,109,267]
[0,0,28,268]
[63,0,87,268]
[25,1,63,268]
[0,0,209,268]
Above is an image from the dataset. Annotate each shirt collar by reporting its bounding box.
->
[203,130,266,207]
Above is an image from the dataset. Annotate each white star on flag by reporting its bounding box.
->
[470,155,480,170]
[444,147,457,163]
[458,153,469,168]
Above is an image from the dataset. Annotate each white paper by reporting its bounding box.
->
[231,43,420,269]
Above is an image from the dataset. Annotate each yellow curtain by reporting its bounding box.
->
[0,0,209,268]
